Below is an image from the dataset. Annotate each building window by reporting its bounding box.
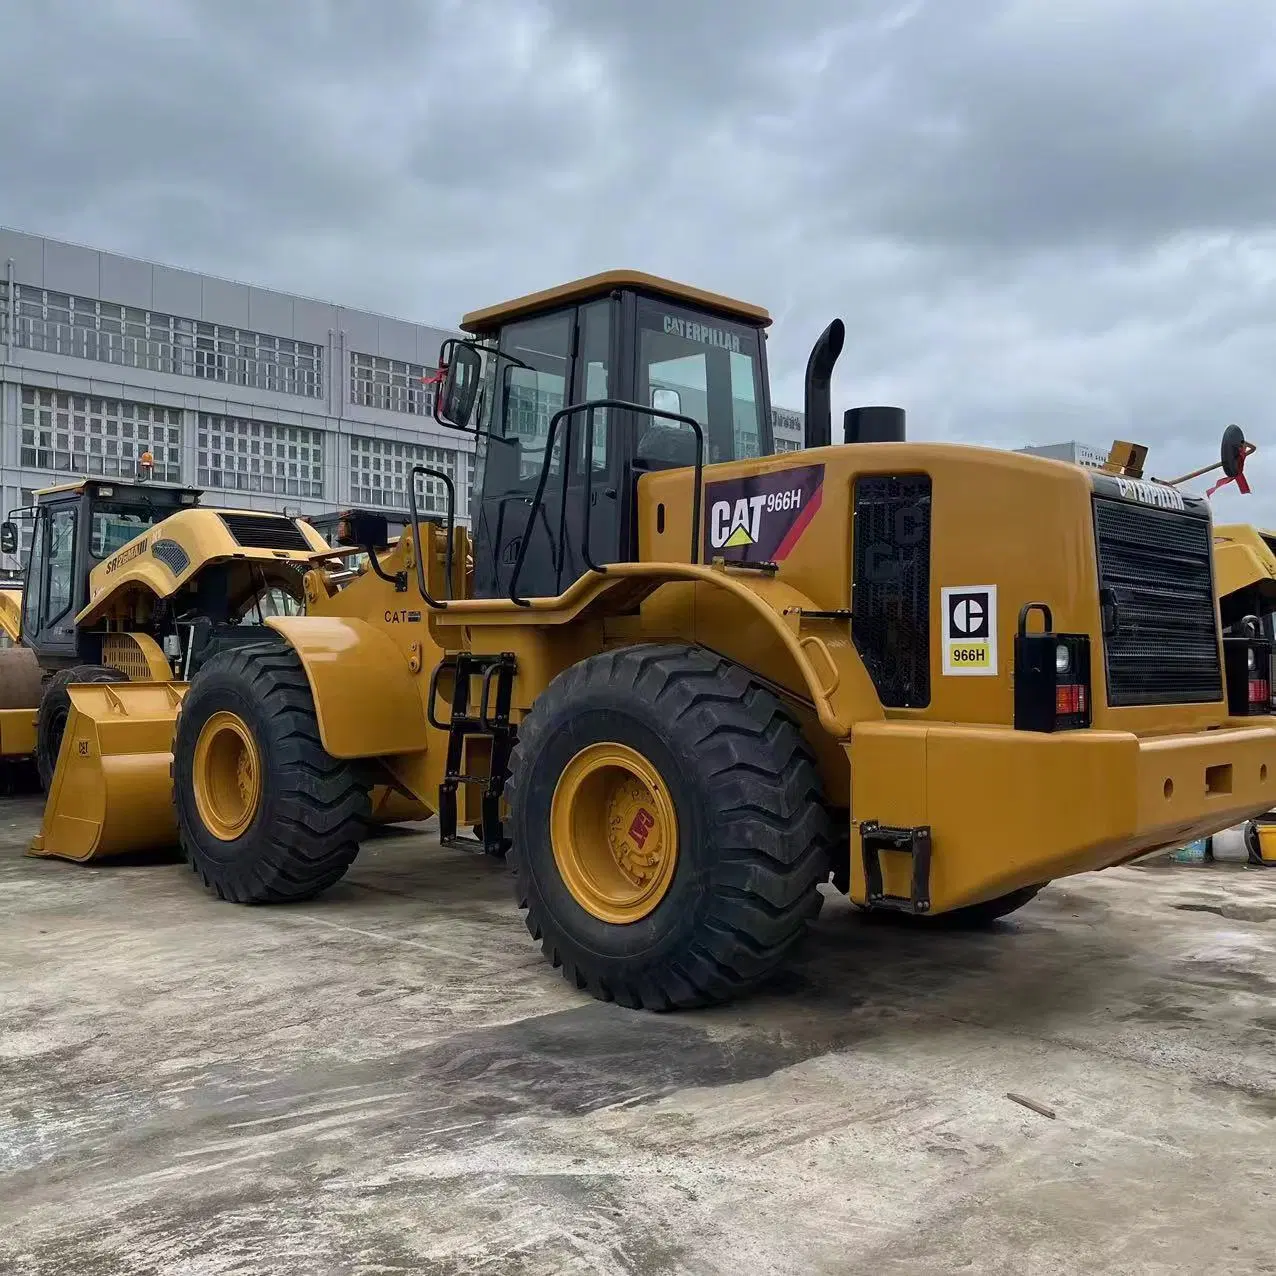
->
[349,352,434,416]
[20,387,182,482]
[349,436,471,517]
[197,413,324,499]
[10,284,323,400]
[1,488,39,570]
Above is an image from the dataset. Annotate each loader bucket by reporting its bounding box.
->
[30,681,186,863]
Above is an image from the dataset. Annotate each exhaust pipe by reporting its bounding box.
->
[803,319,845,449]
[844,406,906,445]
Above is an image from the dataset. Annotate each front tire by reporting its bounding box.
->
[173,646,370,903]
[506,643,833,1010]
[36,664,128,791]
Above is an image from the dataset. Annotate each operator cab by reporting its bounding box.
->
[435,270,776,600]
[0,479,202,666]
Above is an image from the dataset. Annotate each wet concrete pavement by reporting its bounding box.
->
[2,795,1275,1275]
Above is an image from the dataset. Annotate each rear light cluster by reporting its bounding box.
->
[1223,637,1274,716]
[1014,603,1092,733]
[1055,681,1087,717]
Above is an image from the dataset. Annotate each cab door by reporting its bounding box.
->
[23,498,81,662]
[471,298,621,599]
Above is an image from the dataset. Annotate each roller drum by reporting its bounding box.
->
[0,648,44,710]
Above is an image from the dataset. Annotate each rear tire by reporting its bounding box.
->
[36,664,129,791]
[173,645,370,903]
[506,643,833,1010]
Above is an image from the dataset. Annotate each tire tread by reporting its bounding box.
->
[173,646,368,904]
[507,642,832,1010]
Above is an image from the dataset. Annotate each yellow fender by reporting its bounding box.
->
[1213,524,1276,609]
[264,615,429,758]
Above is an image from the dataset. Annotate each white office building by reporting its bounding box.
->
[1016,441,1110,469]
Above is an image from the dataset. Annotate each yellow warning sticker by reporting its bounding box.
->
[941,585,998,677]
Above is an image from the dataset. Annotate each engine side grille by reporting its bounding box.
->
[218,512,312,552]
[852,474,931,708]
[151,538,191,576]
[1093,497,1222,706]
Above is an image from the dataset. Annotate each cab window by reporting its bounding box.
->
[91,507,161,559]
[635,299,766,465]
[47,506,76,622]
[496,311,572,483]
[23,511,47,635]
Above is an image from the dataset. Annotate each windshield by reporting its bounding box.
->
[635,300,768,464]
[91,507,163,559]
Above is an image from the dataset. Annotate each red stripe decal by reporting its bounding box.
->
[774,483,823,560]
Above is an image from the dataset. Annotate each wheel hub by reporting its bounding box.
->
[550,742,679,924]
[192,710,262,842]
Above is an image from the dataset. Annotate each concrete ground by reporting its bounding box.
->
[1,798,1275,1276]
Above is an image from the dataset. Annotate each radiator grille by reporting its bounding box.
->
[218,512,312,552]
[1093,497,1222,706]
[852,474,931,708]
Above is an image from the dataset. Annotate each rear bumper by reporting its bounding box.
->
[847,720,1276,912]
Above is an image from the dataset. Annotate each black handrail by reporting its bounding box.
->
[508,398,705,607]
[407,465,456,610]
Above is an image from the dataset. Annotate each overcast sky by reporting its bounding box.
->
[2,0,1274,520]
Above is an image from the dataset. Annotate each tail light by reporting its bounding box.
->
[1014,602,1092,732]
[1223,636,1273,716]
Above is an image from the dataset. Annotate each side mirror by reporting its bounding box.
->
[651,387,682,417]
[437,343,483,428]
[0,522,19,555]
[1221,424,1250,479]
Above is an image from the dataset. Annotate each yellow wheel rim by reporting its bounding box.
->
[192,710,263,841]
[550,742,679,924]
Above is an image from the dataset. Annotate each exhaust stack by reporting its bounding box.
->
[844,406,906,445]
[803,319,845,449]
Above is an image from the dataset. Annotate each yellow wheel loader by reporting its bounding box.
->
[38,269,1276,1010]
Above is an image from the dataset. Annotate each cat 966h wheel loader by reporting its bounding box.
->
[38,269,1276,1010]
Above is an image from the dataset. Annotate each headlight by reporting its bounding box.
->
[1055,643,1071,675]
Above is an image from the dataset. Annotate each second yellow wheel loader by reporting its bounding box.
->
[38,269,1276,1010]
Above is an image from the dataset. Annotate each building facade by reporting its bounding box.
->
[1016,441,1110,469]
[0,228,474,567]
[0,228,805,568]
[772,406,804,452]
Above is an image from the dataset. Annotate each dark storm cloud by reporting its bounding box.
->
[2,0,1275,519]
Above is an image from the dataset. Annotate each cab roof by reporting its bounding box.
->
[33,478,204,502]
[460,269,772,336]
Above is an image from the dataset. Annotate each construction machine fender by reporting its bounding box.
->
[1213,524,1276,626]
[263,615,430,758]
[432,560,884,738]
